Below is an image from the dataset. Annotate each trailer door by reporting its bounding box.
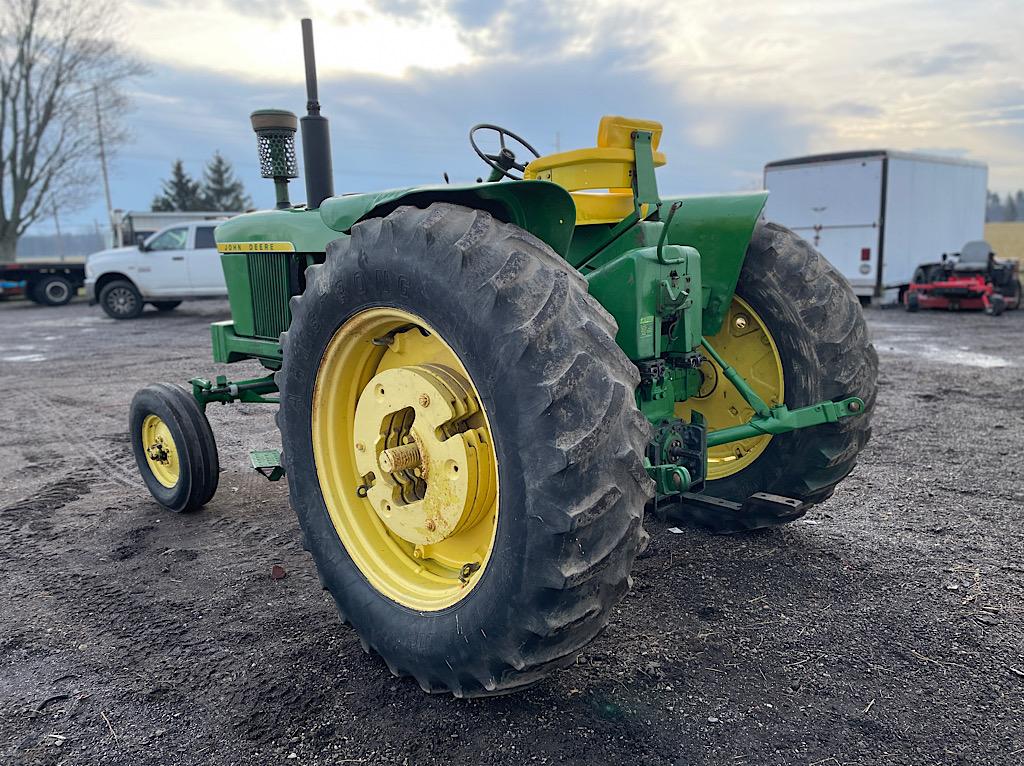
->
[764,158,884,297]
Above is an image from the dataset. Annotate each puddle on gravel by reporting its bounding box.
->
[2,353,47,362]
[882,341,1010,368]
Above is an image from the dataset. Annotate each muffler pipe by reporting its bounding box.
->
[299,18,334,209]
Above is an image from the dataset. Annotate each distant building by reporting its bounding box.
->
[15,232,105,261]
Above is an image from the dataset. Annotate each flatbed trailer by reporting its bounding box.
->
[0,260,86,305]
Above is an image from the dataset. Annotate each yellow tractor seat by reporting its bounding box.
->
[523,115,666,225]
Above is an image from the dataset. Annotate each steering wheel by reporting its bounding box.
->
[469,124,541,181]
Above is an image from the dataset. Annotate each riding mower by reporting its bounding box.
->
[904,240,1022,315]
[128,20,877,696]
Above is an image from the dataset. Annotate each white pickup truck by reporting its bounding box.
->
[85,220,228,319]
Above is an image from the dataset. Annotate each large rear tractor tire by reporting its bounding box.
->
[277,203,654,696]
[678,222,877,531]
[130,384,220,513]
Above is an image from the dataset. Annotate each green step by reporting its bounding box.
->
[250,449,285,481]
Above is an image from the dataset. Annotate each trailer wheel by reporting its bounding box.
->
[905,290,920,312]
[32,275,75,306]
[151,300,182,312]
[677,222,877,529]
[277,203,653,696]
[100,279,144,319]
[129,384,219,513]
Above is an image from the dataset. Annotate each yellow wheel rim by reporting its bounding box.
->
[676,295,784,480]
[312,308,499,611]
[141,414,180,488]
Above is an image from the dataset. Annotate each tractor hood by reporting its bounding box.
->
[318,181,577,256]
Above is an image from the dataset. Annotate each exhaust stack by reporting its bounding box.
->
[300,18,334,209]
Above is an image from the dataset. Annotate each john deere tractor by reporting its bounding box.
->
[129,20,876,696]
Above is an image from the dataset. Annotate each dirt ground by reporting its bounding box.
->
[1,296,1022,766]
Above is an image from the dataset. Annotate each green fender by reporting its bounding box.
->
[659,191,768,336]
[215,180,578,258]
[318,180,577,256]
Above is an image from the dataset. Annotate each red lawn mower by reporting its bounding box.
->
[904,240,1021,316]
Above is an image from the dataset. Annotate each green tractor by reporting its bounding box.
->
[129,20,876,696]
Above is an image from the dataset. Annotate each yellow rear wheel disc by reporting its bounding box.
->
[141,414,180,488]
[311,308,499,611]
[676,295,785,480]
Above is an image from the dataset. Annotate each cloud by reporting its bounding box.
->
[830,101,884,119]
[122,0,475,79]
[882,42,1001,78]
[39,0,1024,233]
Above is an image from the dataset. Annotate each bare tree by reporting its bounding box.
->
[0,0,142,262]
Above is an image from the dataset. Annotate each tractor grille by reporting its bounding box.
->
[247,252,292,339]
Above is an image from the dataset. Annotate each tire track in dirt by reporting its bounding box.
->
[0,456,330,750]
[20,389,139,491]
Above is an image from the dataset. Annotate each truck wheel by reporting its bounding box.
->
[277,203,653,696]
[129,384,219,513]
[32,275,75,306]
[905,290,920,312]
[100,279,144,319]
[151,300,182,312]
[677,222,877,530]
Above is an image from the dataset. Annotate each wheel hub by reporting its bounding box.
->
[353,363,495,546]
[46,282,69,301]
[141,414,179,488]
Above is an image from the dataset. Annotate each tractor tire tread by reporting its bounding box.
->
[277,202,653,697]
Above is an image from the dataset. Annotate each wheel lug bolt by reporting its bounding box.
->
[734,315,749,330]
[418,393,431,408]
[425,519,436,532]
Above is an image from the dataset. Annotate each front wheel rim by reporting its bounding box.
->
[45,282,69,302]
[311,308,499,611]
[141,414,180,488]
[108,287,137,315]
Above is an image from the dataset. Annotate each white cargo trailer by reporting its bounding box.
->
[763,150,987,303]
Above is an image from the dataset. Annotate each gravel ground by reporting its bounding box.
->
[1,296,1022,766]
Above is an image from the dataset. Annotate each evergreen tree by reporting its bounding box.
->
[151,160,204,211]
[200,152,252,211]
[986,191,1005,222]
[1015,191,1024,222]
[1006,193,1019,224]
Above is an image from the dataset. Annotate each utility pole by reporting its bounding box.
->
[51,199,65,260]
[93,87,114,237]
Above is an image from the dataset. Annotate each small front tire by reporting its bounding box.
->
[100,279,144,319]
[130,384,219,513]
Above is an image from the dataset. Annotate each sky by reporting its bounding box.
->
[43,0,1024,234]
